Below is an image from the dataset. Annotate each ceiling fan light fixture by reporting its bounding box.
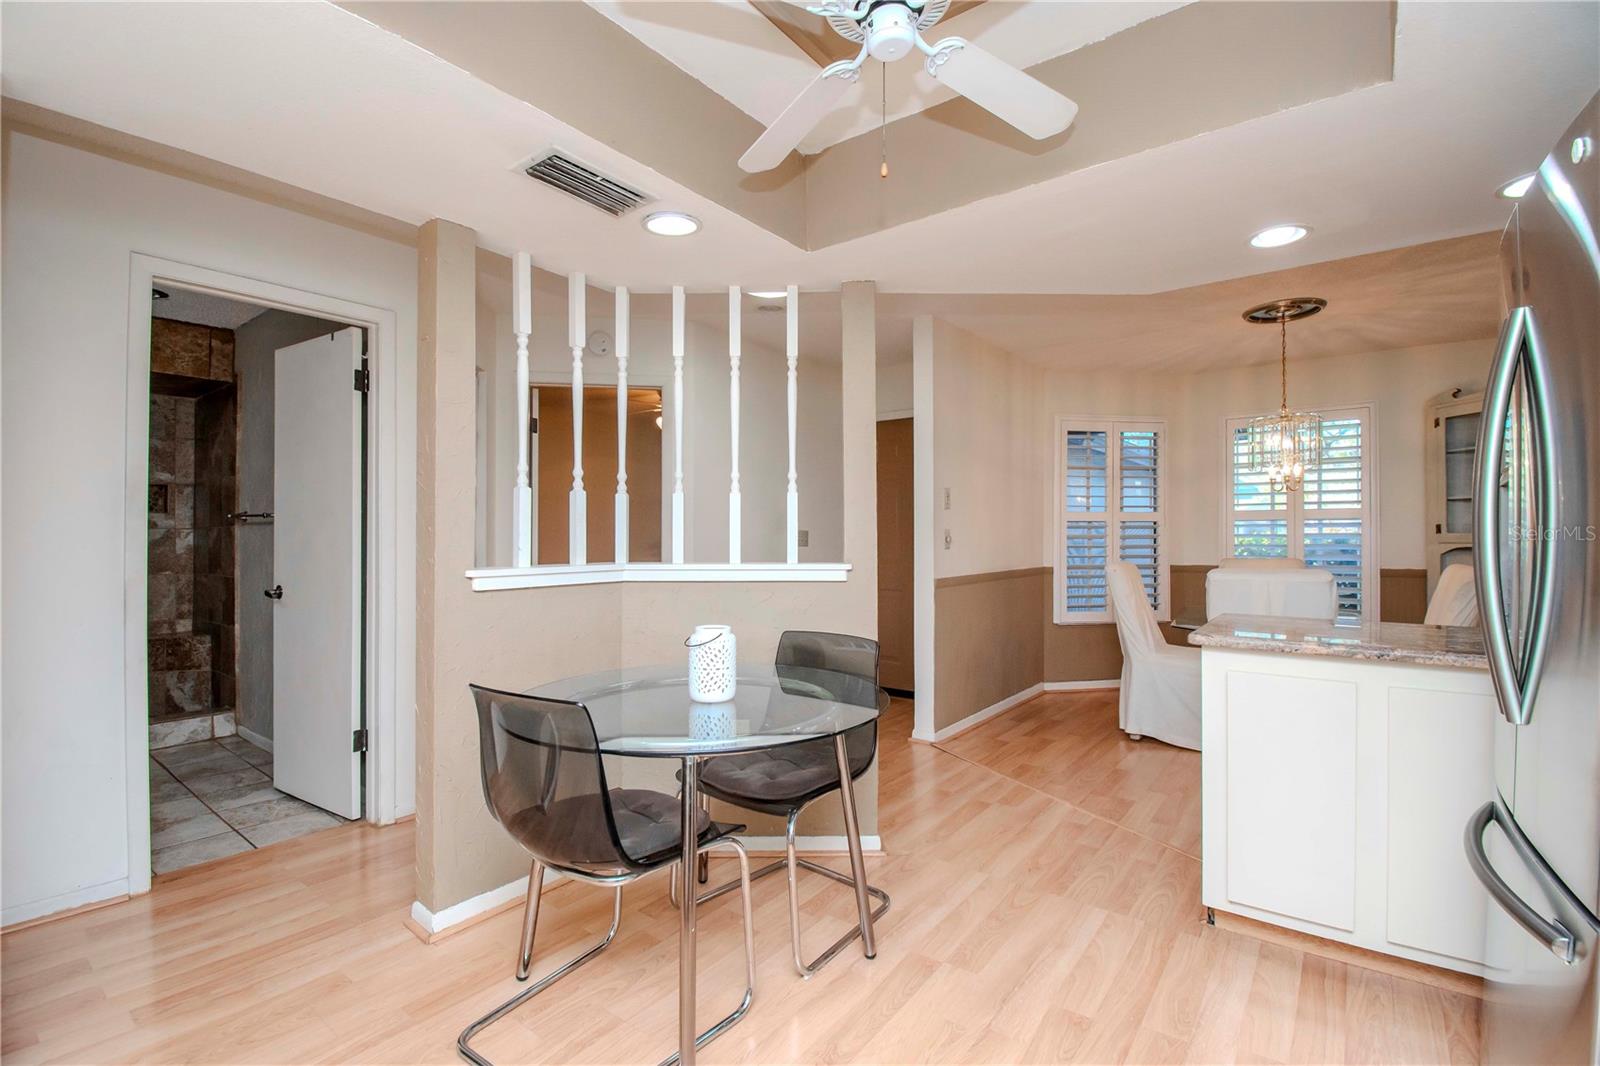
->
[643,211,700,237]
[1249,224,1309,249]
[1497,173,1537,199]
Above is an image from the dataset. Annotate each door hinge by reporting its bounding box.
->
[360,328,370,357]
[352,728,369,753]
[354,364,370,393]
[530,416,539,434]
[1434,417,1441,428]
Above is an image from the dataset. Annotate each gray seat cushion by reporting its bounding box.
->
[506,787,720,871]
[609,788,714,865]
[699,742,840,807]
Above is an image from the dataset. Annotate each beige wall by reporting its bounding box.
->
[416,235,880,912]
[931,319,1047,580]
[932,569,1045,731]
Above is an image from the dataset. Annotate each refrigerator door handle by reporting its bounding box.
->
[1465,800,1593,964]
[1473,306,1557,726]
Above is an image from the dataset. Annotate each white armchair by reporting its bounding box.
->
[1107,562,1201,750]
[1424,563,1479,627]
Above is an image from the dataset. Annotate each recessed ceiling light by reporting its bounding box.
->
[643,211,700,237]
[1497,173,1537,199]
[1249,224,1309,249]
[747,290,786,299]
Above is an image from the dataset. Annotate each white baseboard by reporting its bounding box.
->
[2,876,129,929]
[1042,679,1121,692]
[237,725,274,753]
[737,834,883,855]
[409,834,884,936]
[914,679,1121,743]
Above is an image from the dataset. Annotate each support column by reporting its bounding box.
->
[414,218,479,915]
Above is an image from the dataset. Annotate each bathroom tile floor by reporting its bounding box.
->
[149,737,345,875]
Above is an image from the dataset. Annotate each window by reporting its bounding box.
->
[1055,418,1167,624]
[1225,405,1377,621]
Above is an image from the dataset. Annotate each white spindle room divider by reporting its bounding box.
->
[501,256,819,580]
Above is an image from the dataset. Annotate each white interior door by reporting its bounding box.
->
[272,329,362,819]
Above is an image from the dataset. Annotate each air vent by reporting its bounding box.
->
[522,152,649,217]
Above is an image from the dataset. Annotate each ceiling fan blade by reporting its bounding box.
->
[926,37,1078,140]
[739,65,857,173]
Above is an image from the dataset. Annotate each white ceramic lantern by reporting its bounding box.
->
[687,624,737,703]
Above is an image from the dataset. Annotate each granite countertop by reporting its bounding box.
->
[1188,613,1488,670]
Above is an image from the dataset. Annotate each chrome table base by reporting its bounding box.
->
[456,829,756,1066]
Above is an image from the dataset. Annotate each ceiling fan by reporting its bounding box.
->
[740,0,1079,173]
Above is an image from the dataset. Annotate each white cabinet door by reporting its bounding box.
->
[271,329,362,820]
[1223,670,1359,931]
[1386,686,1496,963]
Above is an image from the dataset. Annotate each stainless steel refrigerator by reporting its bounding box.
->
[1466,91,1600,1066]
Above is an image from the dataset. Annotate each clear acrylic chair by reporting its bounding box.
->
[674,631,890,977]
[461,684,756,1066]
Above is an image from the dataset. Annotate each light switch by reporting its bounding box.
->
[797,529,809,547]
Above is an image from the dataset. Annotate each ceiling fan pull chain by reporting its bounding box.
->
[880,60,889,179]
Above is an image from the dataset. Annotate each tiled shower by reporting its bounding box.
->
[148,318,238,746]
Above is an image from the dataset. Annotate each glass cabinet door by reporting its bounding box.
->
[1443,410,1481,534]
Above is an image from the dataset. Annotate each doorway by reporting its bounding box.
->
[145,287,367,874]
[531,384,665,564]
[877,417,915,693]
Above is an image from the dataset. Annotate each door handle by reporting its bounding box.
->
[264,585,284,600]
[1473,306,1556,726]
[1464,800,1578,963]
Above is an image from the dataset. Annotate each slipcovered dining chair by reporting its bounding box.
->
[677,630,890,978]
[1425,563,1480,627]
[1218,556,1307,569]
[1107,562,1201,750]
[461,684,756,1066]
[1216,550,1305,569]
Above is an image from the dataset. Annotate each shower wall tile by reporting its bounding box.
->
[150,323,238,725]
[151,319,212,379]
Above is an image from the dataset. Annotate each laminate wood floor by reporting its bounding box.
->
[1,693,1480,1064]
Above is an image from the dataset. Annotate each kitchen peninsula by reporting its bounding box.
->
[1192,613,1496,975]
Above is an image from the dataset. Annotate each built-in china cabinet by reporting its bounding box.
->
[1424,388,1483,595]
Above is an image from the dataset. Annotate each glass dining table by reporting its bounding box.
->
[527,663,888,1066]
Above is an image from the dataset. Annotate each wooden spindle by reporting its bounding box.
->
[614,286,629,565]
[786,284,799,565]
[671,286,686,564]
[513,252,532,568]
[568,272,587,565]
[728,286,742,565]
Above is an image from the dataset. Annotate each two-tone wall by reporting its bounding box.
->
[921,317,1495,738]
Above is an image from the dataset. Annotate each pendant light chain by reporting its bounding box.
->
[1279,313,1289,413]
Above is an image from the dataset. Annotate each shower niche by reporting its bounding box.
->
[148,317,239,747]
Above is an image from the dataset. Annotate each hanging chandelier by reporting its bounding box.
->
[1242,297,1327,492]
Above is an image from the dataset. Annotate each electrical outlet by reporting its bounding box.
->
[797,529,809,548]
[943,487,951,510]
[943,529,952,550]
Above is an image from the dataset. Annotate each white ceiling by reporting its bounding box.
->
[584,0,1184,153]
[2,1,1595,307]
